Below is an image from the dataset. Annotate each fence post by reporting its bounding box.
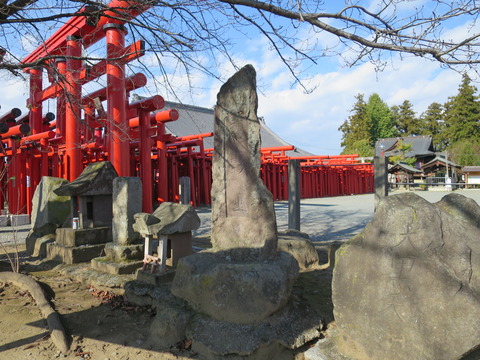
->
[288,159,301,231]
[374,155,388,210]
[179,176,191,205]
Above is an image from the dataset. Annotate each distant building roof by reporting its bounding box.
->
[389,162,422,174]
[163,101,313,157]
[375,136,435,158]
[462,166,480,172]
[422,155,461,170]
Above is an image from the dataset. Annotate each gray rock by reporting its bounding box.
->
[132,213,160,237]
[171,251,299,324]
[152,202,200,234]
[30,176,70,232]
[148,305,191,349]
[54,161,117,197]
[112,177,142,245]
[436,192,480,229]
[25,223,57,255]
[332,192,480,360]
[133,202,200,236]
[187,292,323,359]
[32,234,56,258]
[103,242,143,261]
[278,233,320,270]
[211,64,277,259]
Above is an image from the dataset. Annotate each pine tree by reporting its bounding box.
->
[367,93,397,141]
[419,102,446,150]
[392,100,420,135]
[339,94,374,156]
[443,73,480,145]
[449,140,480,166]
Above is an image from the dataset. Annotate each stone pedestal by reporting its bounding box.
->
[171,251,299,324]
[46,227,112,264]
[91,242,144,275]
[130,250,324,359]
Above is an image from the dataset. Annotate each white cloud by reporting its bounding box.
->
[0,78,28,114]
[256,55,464,155]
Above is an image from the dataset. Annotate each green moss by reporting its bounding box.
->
[201,276,214,288]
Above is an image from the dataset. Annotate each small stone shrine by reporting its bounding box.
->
[91,177,145,275]
[127,65,324,359]
[46,161,117,264]
[133,202,200,283]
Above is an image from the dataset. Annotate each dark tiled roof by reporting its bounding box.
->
[375,136,435,157]
[163,101,313,157]
[422,155,461,169]
[390,162,422,173]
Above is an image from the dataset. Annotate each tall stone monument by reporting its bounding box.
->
[211,64,277,258]
[166,65,323,358]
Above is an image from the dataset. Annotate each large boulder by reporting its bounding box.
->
[332,192,480,360]
[171,251,299,324]
[30,176,70,232]
[26,176,70,255]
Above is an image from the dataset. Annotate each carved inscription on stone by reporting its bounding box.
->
[211,65,277,258]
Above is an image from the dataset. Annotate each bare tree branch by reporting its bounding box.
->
[1,0,480,91]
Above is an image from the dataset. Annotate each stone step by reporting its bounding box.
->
[91,256,143,275]
[46,243,106,264]
[55,227,111,247]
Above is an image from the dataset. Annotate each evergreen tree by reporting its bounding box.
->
[339,94,374,156]
[449,140,480,166]
[367,93,397,141]
[392,100,420,135]
[443,73,480,145]
[419,102,446,150]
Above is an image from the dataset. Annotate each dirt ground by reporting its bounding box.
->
[0,244,334,360]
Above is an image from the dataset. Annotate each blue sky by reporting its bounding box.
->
[0,1,477,155]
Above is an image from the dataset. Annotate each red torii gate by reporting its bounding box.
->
[0,1,374,216]
[5,1,168,214]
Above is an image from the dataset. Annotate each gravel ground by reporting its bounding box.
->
[2,189,480,246]
[194,188,480,244]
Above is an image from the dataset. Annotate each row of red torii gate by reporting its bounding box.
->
[0,0,374,216]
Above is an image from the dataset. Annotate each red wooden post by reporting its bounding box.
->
[139,110,152,212]
[65,35,83,181]
[104,24,129,177]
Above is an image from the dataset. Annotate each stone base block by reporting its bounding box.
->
[91,256,143,275]
[46,243,106,264]
[10,214,30,226]
[171,251,299,324]
[136,269,176,286]
[0,215,9,227]
[104,242,143,261]
[56,227,111,247]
